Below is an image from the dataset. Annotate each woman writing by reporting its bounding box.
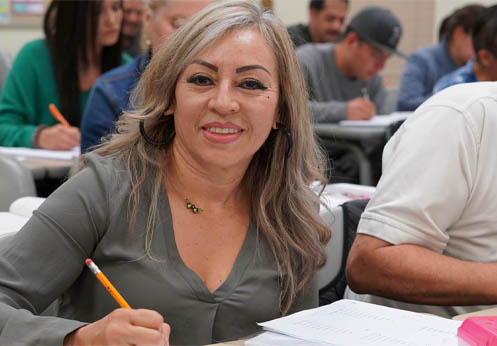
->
[0,1,331,344]
[0,0,130,149]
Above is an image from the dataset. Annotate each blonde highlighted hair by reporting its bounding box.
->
[88,0,331,315]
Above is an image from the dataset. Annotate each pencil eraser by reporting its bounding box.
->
[458,316,497,346]
[85,258,92,266]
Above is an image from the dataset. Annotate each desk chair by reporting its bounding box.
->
[317,194,370,305]
[0,154,36,211]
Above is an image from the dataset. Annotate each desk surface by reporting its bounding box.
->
[453,307,497,321]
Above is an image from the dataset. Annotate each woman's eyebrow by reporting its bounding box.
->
[236,65,271,76]
[190,60,271,76]
[191,60,218,72]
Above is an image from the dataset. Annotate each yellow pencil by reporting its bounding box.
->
[48,103,71,128]
[85,258,131,309]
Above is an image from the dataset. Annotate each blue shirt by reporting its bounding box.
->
[397,40,458,111]
[80,52,150,152]
[433,60,477,93]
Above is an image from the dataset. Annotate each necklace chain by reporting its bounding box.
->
[185,197,203,214]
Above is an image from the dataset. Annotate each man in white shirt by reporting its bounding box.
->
[346,81,497,318]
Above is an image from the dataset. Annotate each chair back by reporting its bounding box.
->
[0,154,36,211]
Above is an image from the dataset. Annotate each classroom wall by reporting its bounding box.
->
[1,0,494,87]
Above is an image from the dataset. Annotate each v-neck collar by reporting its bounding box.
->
[157,188,257,303]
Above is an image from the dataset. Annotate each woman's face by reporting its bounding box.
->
[96,0,123,48]
[144,0,215,55]
[170,28,280,171]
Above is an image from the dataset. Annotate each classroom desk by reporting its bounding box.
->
[17,156,75,180]
[0,147,78,180]
[313,113,409,186]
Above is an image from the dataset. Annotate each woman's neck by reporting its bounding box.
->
[165,144,249,210]
[78,45,103,91]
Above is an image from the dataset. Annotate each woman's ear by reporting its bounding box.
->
[478,49,493,67]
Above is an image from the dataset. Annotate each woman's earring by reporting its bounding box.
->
[276,122,293,160]
[139,114,175,147]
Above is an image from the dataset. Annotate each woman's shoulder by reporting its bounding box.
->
[16,39,49,57]
[82,152,129,183]
[11,39,50,72]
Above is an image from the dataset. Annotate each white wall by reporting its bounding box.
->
[0,28,43,56]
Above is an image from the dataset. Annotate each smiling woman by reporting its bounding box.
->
[0,1,331,345]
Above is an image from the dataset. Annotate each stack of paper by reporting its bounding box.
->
[0,146,80,161]
[339,112,411,127]
[247,300,465,346]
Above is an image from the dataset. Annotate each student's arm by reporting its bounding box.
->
[347,235,497,305]
[0,156,112,344]
[397,54,430,111]
[345,102,496,305]
[80,79,120,153]
[0,44,43,147]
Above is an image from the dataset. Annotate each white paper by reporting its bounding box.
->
[246,331,336,346]
[339,112,411,127]
[0,146,80,161]
[258,300,462,346]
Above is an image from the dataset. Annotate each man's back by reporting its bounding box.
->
[346,82,497,317]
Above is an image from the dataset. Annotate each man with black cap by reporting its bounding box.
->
[297,6,405,123]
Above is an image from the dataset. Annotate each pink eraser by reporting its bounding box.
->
[458,316,497,346]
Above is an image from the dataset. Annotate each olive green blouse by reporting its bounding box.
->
[0,154,317,345]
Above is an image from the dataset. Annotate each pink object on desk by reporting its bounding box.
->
[458,316,497,346]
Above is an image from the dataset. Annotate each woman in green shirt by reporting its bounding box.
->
[0,0,131,149]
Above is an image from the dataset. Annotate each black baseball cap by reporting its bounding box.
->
[347,6,407,59]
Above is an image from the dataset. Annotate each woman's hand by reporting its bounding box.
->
[37,124,81,150]
[63,308,170,345]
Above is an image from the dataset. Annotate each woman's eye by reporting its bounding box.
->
[239,80,268,90]
[187,75,214,86]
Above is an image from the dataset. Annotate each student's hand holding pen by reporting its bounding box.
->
[35,104,81,150]
[36,124,81,150]
[63,308,170,346]
[346,97,376,120]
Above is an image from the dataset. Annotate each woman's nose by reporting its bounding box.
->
[208,81,240,115]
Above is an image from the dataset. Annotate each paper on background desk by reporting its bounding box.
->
[0,146,80,161]
[339,112,411,127]
[251,299,462,346]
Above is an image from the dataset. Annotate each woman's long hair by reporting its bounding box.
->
[43,0,123,126]
[89,0,331,315]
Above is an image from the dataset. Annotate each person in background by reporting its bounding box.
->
[346,79,497,318]
[0,0,131,150]
[434,5,497,93]
[397,4,484,111]
[121,0,145,57]
[0,48,11,94]
[287,0,348,48]
[81,0,215,153]
[0,1,331,344]
[297,6,405,123]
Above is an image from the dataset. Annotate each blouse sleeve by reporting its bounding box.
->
[0,155,111,345]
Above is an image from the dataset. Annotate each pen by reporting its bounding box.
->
[85,258,131,309]
[361,87,370,101]
[48,103,71,128]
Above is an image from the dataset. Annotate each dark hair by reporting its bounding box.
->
[438,14,451,41]
[444,4,485,44]
[43,0,123,127]
[472,5,497,57]
[309,0,348,11]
